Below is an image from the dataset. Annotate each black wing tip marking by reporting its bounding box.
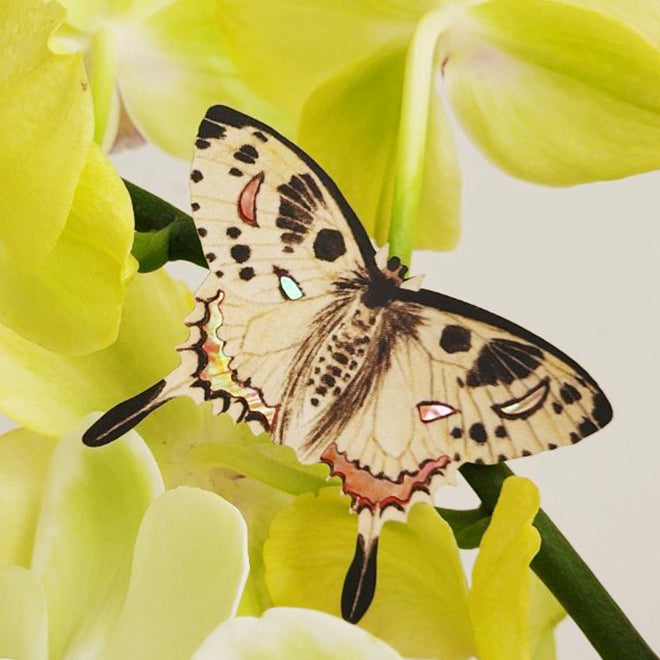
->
[198,105,377,272]
[400,287,604,390]
[82,380,168,447]
[341,534,378,624]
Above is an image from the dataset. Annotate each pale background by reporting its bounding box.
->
[2,123,658,657]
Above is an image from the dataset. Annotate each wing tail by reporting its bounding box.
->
[341,510,383,624]
[83,379,170,447]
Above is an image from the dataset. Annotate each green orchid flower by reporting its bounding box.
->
[0,422,450,660]
[0,0,135,353]
[0,420,249,660]
[193,608,407,660]
[218,0,660,259]
[259,477,563,660]
[53,0,282,157]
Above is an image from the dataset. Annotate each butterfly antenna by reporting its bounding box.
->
[341,511,383,624]
[82,379,171,447]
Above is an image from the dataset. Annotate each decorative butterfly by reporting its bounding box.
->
[84,106,612,624]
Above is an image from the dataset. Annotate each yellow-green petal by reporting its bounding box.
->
[0,430,55,570]
[214,477,295,617]
[528,577,565,660]
[0,0,92,265]
[445,0,660,184]
[301,41,460,253]
[264,487,475,660]
[116,0,281,158]
[192,608,405,660]
[544,0,660,48]
[468,476,541,660]
[0,567,48,660]
[218,0,411,122]
[104,487,248,660]
[0,143,135,353]
[0,271,189,436]
[31,417,163,660]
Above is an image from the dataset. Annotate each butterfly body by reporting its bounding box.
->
[84,105,612,624]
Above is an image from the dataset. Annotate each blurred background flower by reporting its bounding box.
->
[52,0,284,156]
[0,420,249,660]
[217,0,660,257]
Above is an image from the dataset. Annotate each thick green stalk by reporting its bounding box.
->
[461,463,657,659]
[388,10,449,266]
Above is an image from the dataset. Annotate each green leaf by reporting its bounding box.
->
[103,487,249,660]
[30,417,164,660]
[0,0,93,265]
[445,0,660,184]
[192,608,405,660]
[264,487,475,660]
[0,567,48,660]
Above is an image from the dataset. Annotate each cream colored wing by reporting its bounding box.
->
[323,290,612,503]
[190,105,376,303]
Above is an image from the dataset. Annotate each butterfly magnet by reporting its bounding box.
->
[84,106,612,623]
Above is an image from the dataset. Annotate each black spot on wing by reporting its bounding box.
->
[231,244,251,263]
[191,170,203,182]
[560,383,582,404]
[281,232,304,245]
[226,227,241,239]
[440,325,471,354]
[198,118,226,139]
[313,229,346,262]
[229,168,243,177]
[195,138,211,149]
[579,417,598,437]
[239,267,255,281]
[469,423,488,444]
[591,392,613,427]
[234,144,259,164]
[467,339,542,387]
[495,425,507,438]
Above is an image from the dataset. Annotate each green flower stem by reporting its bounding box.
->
[461,463,658,660]
[124,180,207,271]
[90,28,117,146]
[388,10,449,266]
[188,443,334,496]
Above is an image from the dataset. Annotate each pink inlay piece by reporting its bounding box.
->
[417,401,457,423]
[238,171,264,226]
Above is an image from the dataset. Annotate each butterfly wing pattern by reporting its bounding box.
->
[84,106,612,623]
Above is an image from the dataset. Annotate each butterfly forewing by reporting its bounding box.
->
[190,105,375,303]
